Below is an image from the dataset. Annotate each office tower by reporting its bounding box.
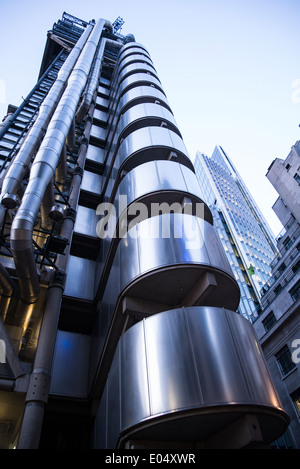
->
[194,146,278,322]
[0,12,289,449]
[253,141,300,448]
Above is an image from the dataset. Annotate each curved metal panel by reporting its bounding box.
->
[102,126,194,202]
[92,215,240,386]
[116,126,192,172]
[117,62,159,84]
[115,160,210,216]
[118,44,151,64]
[117,102,180,140]
[117,63,159,86]
[117,215,233,294]
[118,73,164,98]
[118,54,156,74]
[118,85,171,114]
[96,306,289,448]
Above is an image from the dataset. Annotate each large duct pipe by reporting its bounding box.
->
[17,77,102,450]
[66,117,76,151]
[55,143,67,191]
[0,22,94,209]
[40,180,55,231]
[76,38,121,122]
[11,19,109,304]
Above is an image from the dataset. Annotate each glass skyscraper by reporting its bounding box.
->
[194,145,278,321]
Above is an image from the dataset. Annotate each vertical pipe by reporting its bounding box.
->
[10,19,107,305]
[17,52,105,448]
[0,23,94,208]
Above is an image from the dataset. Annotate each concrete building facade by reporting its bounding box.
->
[253,141,300,448]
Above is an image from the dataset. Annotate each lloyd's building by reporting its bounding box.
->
[0,12,289,449]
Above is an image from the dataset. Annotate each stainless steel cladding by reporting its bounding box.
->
[0,23,94,209]
[10,19,110,303]
[94,306,289,448]
[89,40,289,448]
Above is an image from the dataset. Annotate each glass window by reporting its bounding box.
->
[293,173,300,184]
[262,311,277,332]
[289,279,300,301]
[275,345,296,377]
[283,236,293,251]
[290,388,300,418]
[274,284,282,295]
[292,260,300,274]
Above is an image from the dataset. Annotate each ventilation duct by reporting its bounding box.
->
[10,19,111,304]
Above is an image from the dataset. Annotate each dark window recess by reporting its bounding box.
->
[262,311,277,332]
[274,284,282,295]
[289,279,300,301]
[277,263,286,274]
[292,259,300,274]
[283,236,293,251]
[275,344,296,377]
[290,388,300,417]
[293,173,300,184]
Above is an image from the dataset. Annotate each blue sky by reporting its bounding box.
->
[0,0,300,235]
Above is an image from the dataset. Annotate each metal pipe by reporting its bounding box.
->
[0,23,94,209]
[76,38,122,122]
[17,80,100,450]
[40,180,55,231]
[66,116,76,150]
[55,143,67,191]
[0,49,65,141]
[10,19,109,305]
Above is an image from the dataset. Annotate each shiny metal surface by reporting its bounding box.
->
[102,116,193,194]
[118,54,155,74]
[97,160,213,294]
[117,214,234,295]
[81,169,102,195]
[95,306,289,448]
[118,73,164,98]
[93,108,108,122]
[64,255,96,300]
[102,126,194,205]
[90,123,107,141]
[118,85,171,114]
[117,62,159,86]
[50,330,90,398]
[115,160,209,215]
[118,43,151,64]
[10,19,108,303]
[90,214,240,395]
[74,205,98,237]
[85,143,105,165]
[76,37,120,121]
[0,22,94,208]
[102,87,173,177]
